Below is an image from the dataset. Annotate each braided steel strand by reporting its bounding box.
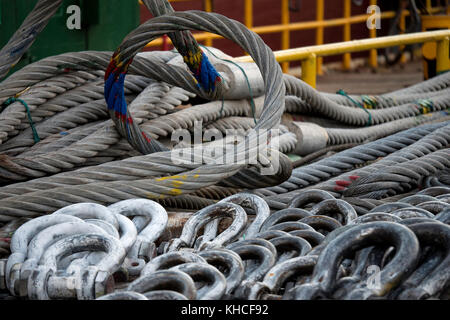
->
[0,144,291,201]
[0,162,247,221]
[320,88,450,109]
[0,80,158,184]
[304,71,450,109]
[283,74,450,126]
[104,11,285,180]
[141,98,260,140]
[289,88,450,113]
[0,75,227,185]
[325,111,450,145]
[130,84,195,121]
[0,51,175,100]
[19,121,107,157]
[0,0,63,79]
[204,119,297,154]
[282,71,450,109]
[0,121,122,183]
[251,122,448,198]
[191,186,243,200]
[343,148,450,199]
[156,194,216,210]
[0,153,234,201]
[0,71,103,144]
[262,123,450,207]
[0,50,217,110]
[0,75,152,154]
[22,70,105,125]
[383,69,450,96]
[18,83,193,159]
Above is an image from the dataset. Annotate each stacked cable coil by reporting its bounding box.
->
[0,0,449,300]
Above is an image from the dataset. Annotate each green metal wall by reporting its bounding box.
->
[0,0,139,73]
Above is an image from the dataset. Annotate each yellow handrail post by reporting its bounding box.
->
[426,0,432,13]
[437,37,450,74]
[369,0,378,68]
[343,0,352,70]
[281,0,290,73]
[399,8,407,64]
[204,0,213,47]
[244,0,253,28]
[316,0,325,75]
[301,53,317,88]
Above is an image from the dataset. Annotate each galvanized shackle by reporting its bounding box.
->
[436,194,450,204]
[128,269,197,300]
[350,213,402,225]
[435,208,450,224]
[417,186,450,197]
[141,251,207,275]
[308,199,358,225]
[218,193,271,239]
[268,236,312,263]
[397,222,450,300]
[298,215,342,235]
[165,202,247,252]
[291,222,420,300]
[27,233,126,300]
[263,255,318,299]
[108,199,168,261]
[288,189,335,209]
[399,195,438,206]
[368,202,412,214]
[259,208,312,232]
[53,203,137,253]
[391,207,435,219]
[170,262,227,300]
[5,214,82,296]
[416,201,450,215]
[267,221,315,233]
[197,193,267,249]
[237,255,318,300]
[53,203,119,229]
[18,221,109,297]
[332,244,391,299]
[198,248,245,295]
[252,230,291,241]
[226,238,277,287]
[225,242,276,283]
[307,224,357,256]
[287,230,325,247]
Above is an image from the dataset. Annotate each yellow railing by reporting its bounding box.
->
[139,0,444,73]
[234,30,450,89]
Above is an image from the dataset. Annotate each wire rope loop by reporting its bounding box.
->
[104,10,285,167]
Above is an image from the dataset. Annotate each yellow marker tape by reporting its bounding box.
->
[156,175,182,182]
[169,188,183,196]
[172,180,184,188]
